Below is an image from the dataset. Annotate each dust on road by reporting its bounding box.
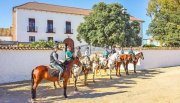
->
[0,66,180,103]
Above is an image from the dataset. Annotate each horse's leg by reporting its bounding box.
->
[57,81,61,87]
[122,62,126,75]
[93,67,95,83]
[84,71,88,85]
[31,70,42,100]
[134,62,137,73]
[115,63,118,76]
[98,65,102,77]
[126,63,129,75]
[53,81,57,89]
[109,65,112,79]
[32,76,41,99]
[119,63,121,76]
[63,79,68,98]
[74,76,78,91]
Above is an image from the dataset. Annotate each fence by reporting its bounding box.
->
[0,47,180,84]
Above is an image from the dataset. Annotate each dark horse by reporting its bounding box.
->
[130,52,144,73]
[115,54,133,76]
[31,56,81,100]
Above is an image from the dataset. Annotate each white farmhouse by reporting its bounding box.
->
[1,2,144,47]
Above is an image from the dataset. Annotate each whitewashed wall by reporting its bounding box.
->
[0,50,180,84]
[0,49,65,84]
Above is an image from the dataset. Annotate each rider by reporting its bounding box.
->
[65,46,73,61]
[128,46,135,60]
[84,47,90,57]
[119,47,124,54]
[103,46,110,59]
[50,45,64,80]
[111,46,116,54]
[75,46,82,58]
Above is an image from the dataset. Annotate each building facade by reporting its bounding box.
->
[4,2,144,47]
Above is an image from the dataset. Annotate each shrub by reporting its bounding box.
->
[18,40,62,48]
[18,43,24,47]
[143,44,157,47]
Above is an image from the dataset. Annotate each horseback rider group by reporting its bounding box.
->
[50,45,135,82]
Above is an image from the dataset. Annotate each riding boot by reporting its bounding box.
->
[59,72,64,81]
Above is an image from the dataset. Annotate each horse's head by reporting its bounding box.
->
[93,53,100,63]
[79,56,92,70]
[137,52,144,60]
[72,54,82,67]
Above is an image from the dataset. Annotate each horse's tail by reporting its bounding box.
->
[31,69,34,88]
[31,69,36,99]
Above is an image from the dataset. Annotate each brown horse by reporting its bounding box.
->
[31,56,81,99]
[130,52,144,73]
[115,54,133,75]
[81,56,92,85]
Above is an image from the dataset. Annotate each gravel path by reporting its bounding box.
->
[0,66,180,103]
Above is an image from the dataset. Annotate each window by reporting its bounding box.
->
[29,36,35,42]
[28,18,36,32]
[47,20,54,33]
[48,37,53,41]
[66,21,72,34]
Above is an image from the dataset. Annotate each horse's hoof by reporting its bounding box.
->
[31,98,36,102]
[75,88,78,91]
[64,95,68,98]
[93,81,95,83]
[110,77,112,79]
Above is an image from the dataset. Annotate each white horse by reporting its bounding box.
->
[90,53,101,82]
[71,64,82,91]
[107,53,120,79]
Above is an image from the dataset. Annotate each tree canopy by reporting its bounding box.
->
[77,2,141,47]
[147,0,180,47]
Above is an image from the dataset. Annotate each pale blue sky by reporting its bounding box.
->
[0,0,151,39]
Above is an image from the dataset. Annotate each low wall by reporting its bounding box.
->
[0,49,65,84]
[0,48,180,84]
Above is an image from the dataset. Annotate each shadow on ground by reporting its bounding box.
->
[0,68,164,103]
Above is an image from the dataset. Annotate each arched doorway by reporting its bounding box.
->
[63,38,74,53]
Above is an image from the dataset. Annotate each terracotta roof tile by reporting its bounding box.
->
[130,16,144,22]
[14,2,91,16]
[14,2,144,22]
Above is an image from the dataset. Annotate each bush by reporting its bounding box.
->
[18,43,24,47]
[143,44,157,47]
[18,40,62,48]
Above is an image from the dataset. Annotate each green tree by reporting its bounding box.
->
[77,2,141,47]
[147,0,180,47]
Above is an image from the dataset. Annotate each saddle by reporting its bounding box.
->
[48,65,60,77]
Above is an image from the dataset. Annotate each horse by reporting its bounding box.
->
[115,55,124,76]
[31,55,81,100]
[71,63,82,91]
[90,53,101,82]
[130,52,144,73]
[117,54,133,75]
[81,56,92,85]
[107,53,120,79]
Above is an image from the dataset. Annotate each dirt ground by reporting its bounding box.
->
[0,66,180,103]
